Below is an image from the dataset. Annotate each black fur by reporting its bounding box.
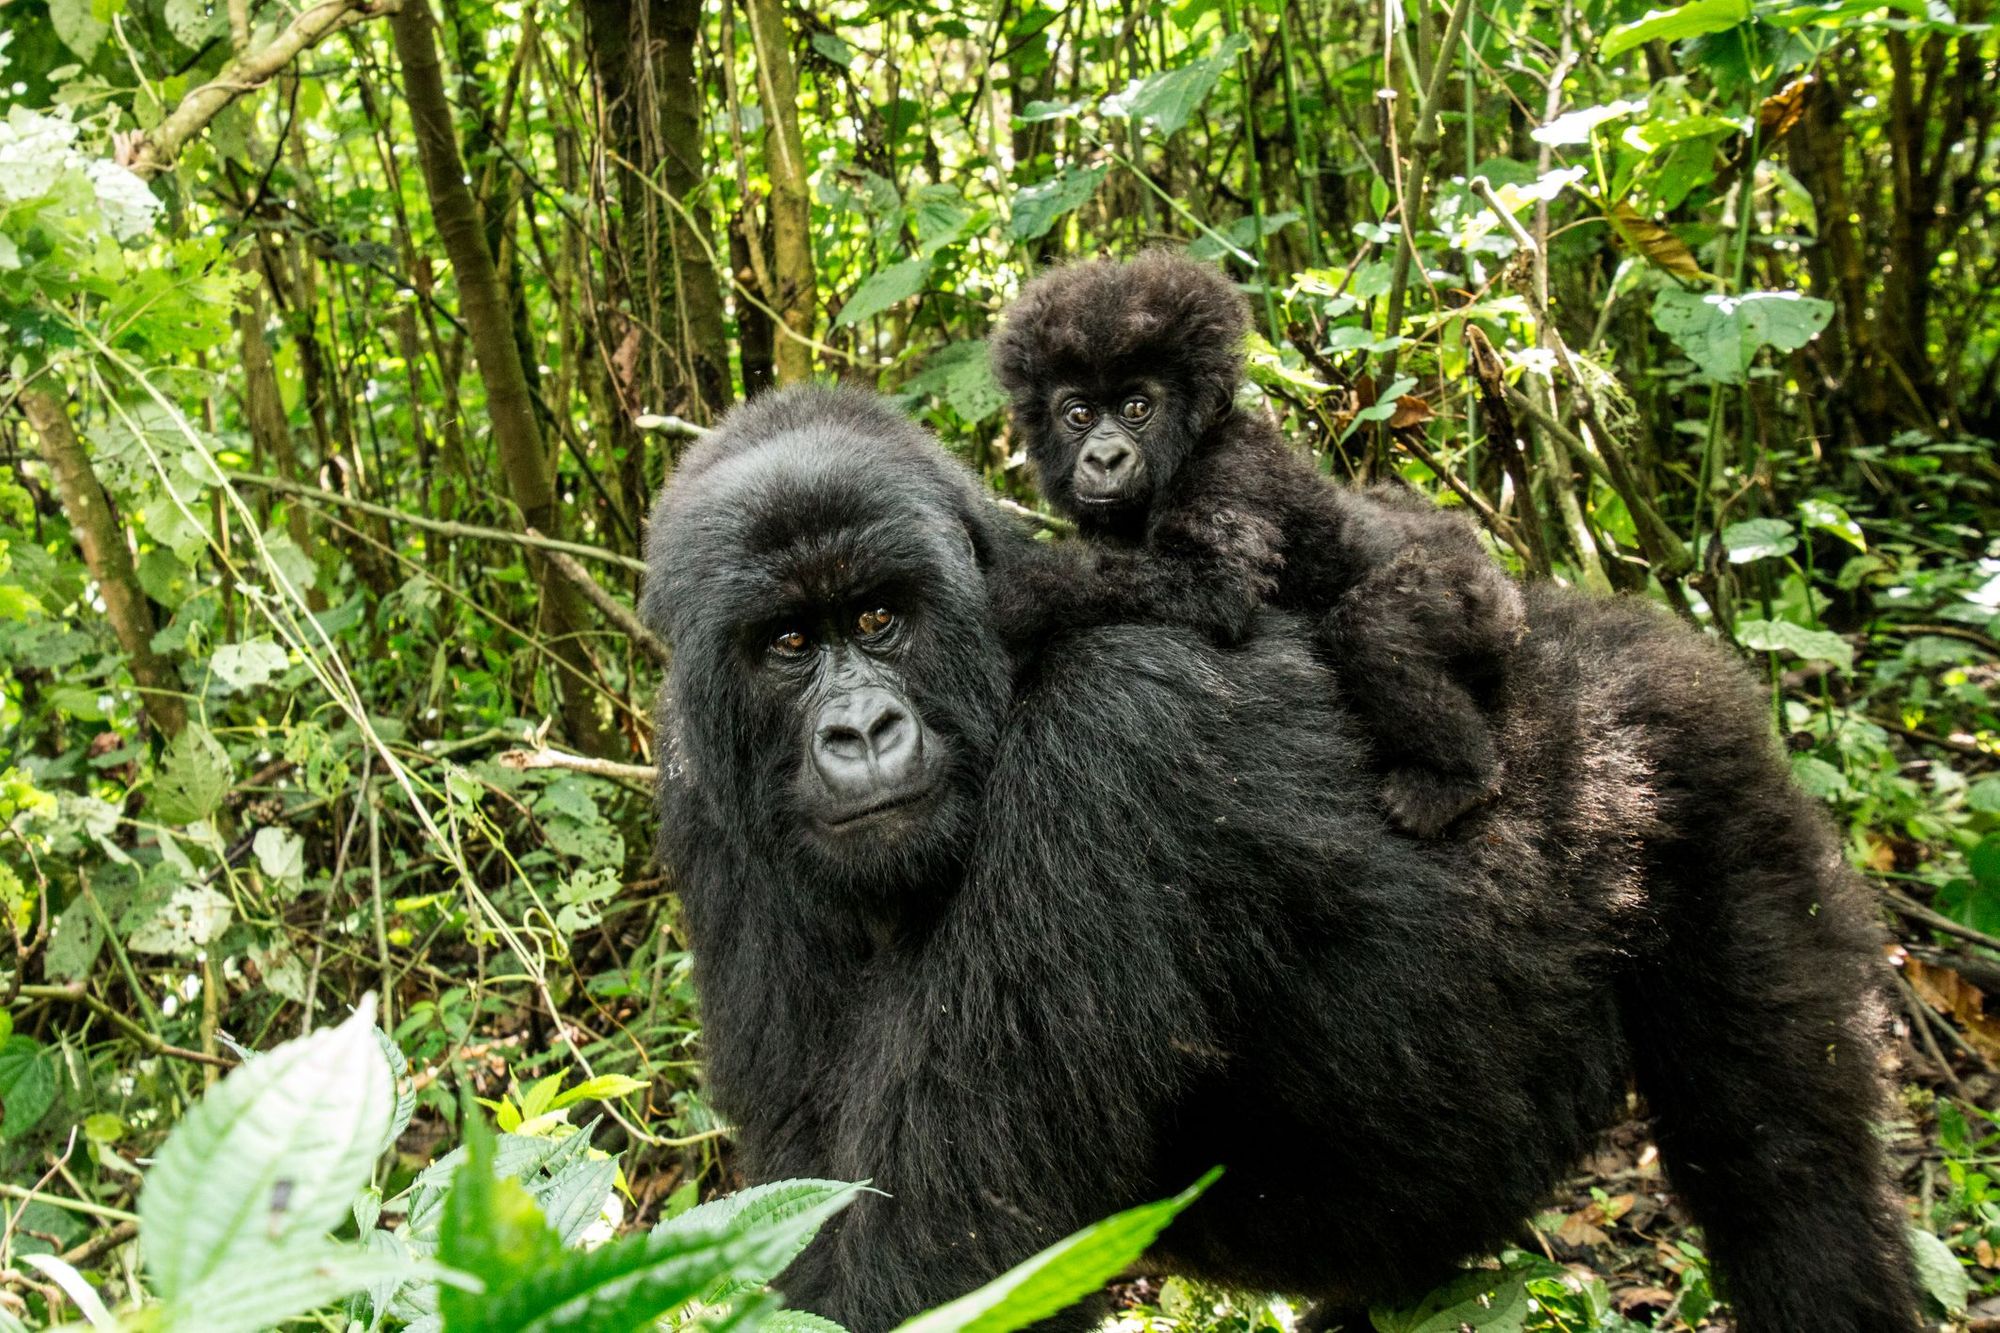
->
[642,385,1918,1333]
[990,250,1524,836]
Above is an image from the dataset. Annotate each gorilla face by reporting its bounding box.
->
[1029,375,1204,528]
[989,252,1252,539]
[643,387,1015,894]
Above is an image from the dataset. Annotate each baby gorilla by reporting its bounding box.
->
[991,251,1521,836]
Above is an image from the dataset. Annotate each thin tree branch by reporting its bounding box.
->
[126,0,404,179]
[228,473,646,572]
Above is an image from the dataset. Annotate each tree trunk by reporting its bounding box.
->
[730,213,777,398]
[391,0,617,755]
[18,388,186,738]
[656,0,731,417]
[741,0,814,384]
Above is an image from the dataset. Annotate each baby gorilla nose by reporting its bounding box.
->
[811,686,924,810]
[1075,437,1138,499]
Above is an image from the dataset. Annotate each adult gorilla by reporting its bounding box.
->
[640,385,1917,1332]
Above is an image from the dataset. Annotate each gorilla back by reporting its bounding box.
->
[642,386,1917,1333]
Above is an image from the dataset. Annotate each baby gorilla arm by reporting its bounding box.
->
[1315,488,1525,837]
[989,505,1285,650]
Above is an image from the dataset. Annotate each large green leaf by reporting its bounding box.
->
[1720,517,1798,563]
[150,723,233,825]
[1008,165,1108,241]
[892,1169,1218,1333]
[0,1036,59,1141]
[1102,32,1250,137]
[1602,0,1752,58]
[158,1243,441,1333]
[654,1178,860,1300]
[1651,288,1834,384]
[833,259,930,329]
[443,1120,863,1333]
[139,997,395,1301]
[1909,1226,1969,1316]
[1734,617,1854,671]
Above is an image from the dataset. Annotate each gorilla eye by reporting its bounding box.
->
[857,608,895,638]
[1063,402,1096,430]
[1120,396,1151,423]
[771,628,811,657]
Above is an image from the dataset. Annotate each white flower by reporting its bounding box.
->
[85,158,162,240]
[0,107,81,204]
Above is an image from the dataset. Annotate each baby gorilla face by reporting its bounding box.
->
[1034,377,1192,530]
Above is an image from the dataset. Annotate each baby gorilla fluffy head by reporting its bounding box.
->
[641,386,1017,894]
[991,250,1251,531]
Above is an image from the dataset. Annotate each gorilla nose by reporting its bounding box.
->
[811,688,923,802]
[1075,439,1136,495]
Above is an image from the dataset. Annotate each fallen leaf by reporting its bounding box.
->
[1615,1286,1677,1315]
[1905,955,2000,1064]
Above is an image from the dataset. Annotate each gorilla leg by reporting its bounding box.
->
[1320,548,1516,837]
[1623,780,1918,1331]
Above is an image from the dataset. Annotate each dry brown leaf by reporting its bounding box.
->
[1609,202,1704,280]
[1976,1237,1996,1268]
[1905,955,2000,1063]
[1389,395,1435,429]
[1759,74,1817,143]
[1555,1212,1611,1249]
[1615,1287,1677,1315]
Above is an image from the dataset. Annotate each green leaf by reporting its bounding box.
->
[49,0,110,59]
[1734,617,1854,671]
[159,1243,442,1333]
[902,341,1008,423]
[1966,776,2000,815]
[1008,164,1107,241]
[548,1074,649,1111]
[0,1036,59,1141]
[808,32,854,68]
[1370,1269,1530,1332]
[252,826,305,885]
[1602,0,1753,58]
[1721,517,1798,563]
[892,1169,1218,1333]
[139,997,395,1301]
[210,638,290,690]
[444,1137,863,1333]
[151,723,233,825]
[1799,497,1866,550]
[1970,834,2000,894]
[1101,32,1250,137]
[654,1178,859,1297]
[833,259,930,329]
[1789,753,1849,801]
[1908,1226,1969,1315]
[1651,289,1834,384]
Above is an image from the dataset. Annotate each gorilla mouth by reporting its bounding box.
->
[818,786,935,831]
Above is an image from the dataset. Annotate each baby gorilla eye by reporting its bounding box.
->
[771,628,811,657]
[857,608,896,638]
[1120,396,1151,423]
[1063,401,1096,430]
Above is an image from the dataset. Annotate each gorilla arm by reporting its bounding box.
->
[988,504,1285,651]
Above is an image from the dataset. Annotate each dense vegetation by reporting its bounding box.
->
[0,0,1996,1326]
